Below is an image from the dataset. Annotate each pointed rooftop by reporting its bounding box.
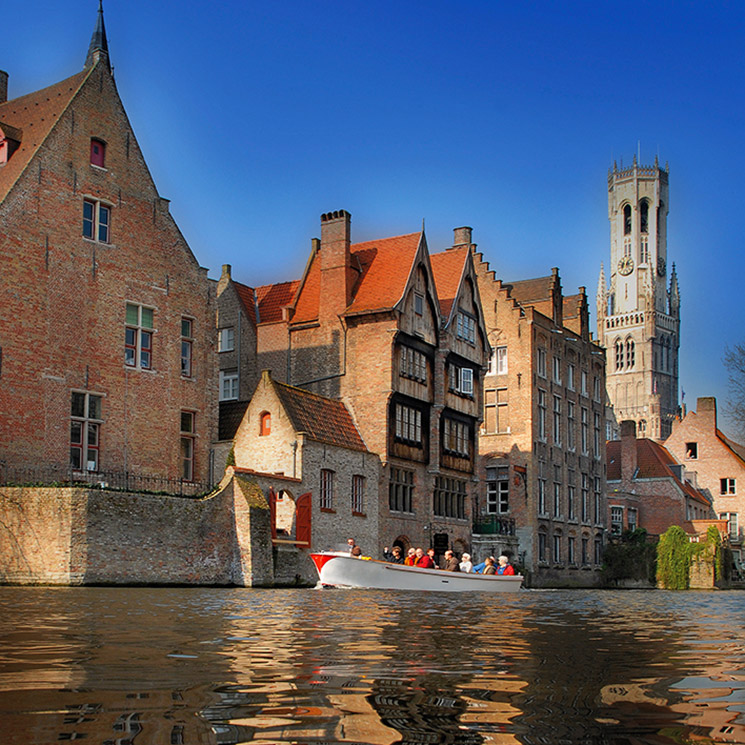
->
[85,0,111,72]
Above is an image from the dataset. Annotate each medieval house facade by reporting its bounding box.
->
[0,9,216,491]
[474,255,607,586]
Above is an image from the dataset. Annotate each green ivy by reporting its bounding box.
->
[226,445,236,467]
[656,525,691,590]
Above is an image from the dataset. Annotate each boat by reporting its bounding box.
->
[310,551,523,592]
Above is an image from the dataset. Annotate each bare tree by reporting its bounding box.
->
[724,343,745,438]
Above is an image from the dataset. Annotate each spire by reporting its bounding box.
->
[596,262,607,316]
[668,262,680,316]
[85,0,110,71]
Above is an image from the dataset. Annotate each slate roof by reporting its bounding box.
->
[0,69,90,203]
[607,438,710,506]
[502,276,553,304]
[272,379,368,452]
[430,246,468,320]
[218,400,250,441]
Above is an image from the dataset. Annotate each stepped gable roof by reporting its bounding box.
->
[257,280,299,324]
[718,430,745,466]
[0,69,90,204]
[219,400,250,441]
[607,438,710,506]
[430,245,469,319]
[272,379,368,452]
[291,231,422,323]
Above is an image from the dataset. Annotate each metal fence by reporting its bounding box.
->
[0,462,213,498]
[473,515,516,536]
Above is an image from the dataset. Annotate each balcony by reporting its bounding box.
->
[473,515,516,536]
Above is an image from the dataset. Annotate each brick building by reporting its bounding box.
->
[222,212,490,559]
[474,254,607,586]
[665,397,744,572]
[607,420,713,539]
[0,8,216,490]
[230,369,380,583]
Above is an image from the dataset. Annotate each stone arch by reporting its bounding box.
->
[274,488,297,538]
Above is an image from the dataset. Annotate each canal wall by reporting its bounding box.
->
[0,475,274,586]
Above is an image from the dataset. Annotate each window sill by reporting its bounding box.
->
[90,164,108,172]
[320,507,336,514]
[352,511,366,518]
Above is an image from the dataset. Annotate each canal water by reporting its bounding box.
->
[0,587,743,745]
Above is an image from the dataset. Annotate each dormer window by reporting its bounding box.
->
[0,124,22,166]
[90,138,106,168]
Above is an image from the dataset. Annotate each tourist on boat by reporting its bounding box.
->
[414,547,435,569]
[472,556,494,573]
[483,556,497,575]
[497,555,515,575]
[427,547,437,564]
[383,546,404,564]
[351,545,362,557]
[347,538,357,554]
[442,550,461,572]
[404,548,416,566]
[459,552,473,573]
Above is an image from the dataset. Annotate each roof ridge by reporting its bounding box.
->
[351,230,422,249]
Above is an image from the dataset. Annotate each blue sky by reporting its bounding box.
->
[5,1,744,433]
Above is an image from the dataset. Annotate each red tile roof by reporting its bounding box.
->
[272,379,368,452]
[257,280,299,324]
[718,430,745,466]
[430,246,468,319]
[234,282,258,327]
[607,438,710,506]
[0,70,90,203]
[291,232,423,323]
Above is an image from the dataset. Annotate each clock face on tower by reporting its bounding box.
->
[618,255,634,275]
[657,256,666,276]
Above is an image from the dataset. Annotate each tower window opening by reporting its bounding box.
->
[623,204,632,235]
[615,339,624,371]
[640,200,649,234]
[625,339,635,369]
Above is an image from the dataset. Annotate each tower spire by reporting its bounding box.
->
[85,0,110,71]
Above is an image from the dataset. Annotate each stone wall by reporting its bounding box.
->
[0,478,273,586]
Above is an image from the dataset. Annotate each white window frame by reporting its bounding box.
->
[456,312,476,344]
[537,348,547,378]
[83,198,111,243]
[125,303,154,370]
[496,346,507,375]
[70,391,103,472]
[218,327,235,352]
[720,478,736,495]
[486,466,510,514]
[219,370,239,401]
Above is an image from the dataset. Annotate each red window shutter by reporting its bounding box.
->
[268,487,277,540]
[90,139,105,167]
[296,492,312,547]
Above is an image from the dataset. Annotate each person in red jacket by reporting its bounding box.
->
[404,548,416,566]
[414,547,435,569]
[497,555,516,575]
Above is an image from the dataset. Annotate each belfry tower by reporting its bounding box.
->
[596,156,680,440]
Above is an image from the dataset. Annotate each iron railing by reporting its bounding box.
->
[473,515,516,536]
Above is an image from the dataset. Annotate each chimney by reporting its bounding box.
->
[697,397,717,431]
[453,226,472,246]
[620,420,638,482]
[319,210,353,322]
[0,71,8,104]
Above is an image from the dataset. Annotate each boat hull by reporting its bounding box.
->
[310,552,523,592]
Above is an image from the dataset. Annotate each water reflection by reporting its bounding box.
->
[0,588,743,744]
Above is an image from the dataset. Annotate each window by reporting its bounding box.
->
[611,506,623,534]
[352,475,365,514]
[568,536,576,564]
[389,467,414,513]
[594,537,603,565]
[538,389,547,441]
[623,204,632,235]
[625,339,635,369]
[180,411,196,481]
[553,357,562,384]
[125,304,154,369]
[538,478,547,514]
[719,512,739,540]
[594,477,601,523]
[640,200,649,234]
[568,484,576,520]
[70,391,102,471]
[615,339,624,370]
[567,363,575,391]
[553,480,561,517]
[594,412,602,459]
[685,442,698,459]
[260,411,271,436]
[567,401,576,451]
[496,346,508,375]
[581,537,589,565]
[484,388,508,434]
[83,199,111,242]
[593,376,601,402]
[395,404,422,445]
[456,312,476,344]
[443,417,470,457]
[218,327,235,352]
[400,346,427,382]
[720,478,736,495]
[433,476,467,519]
[486,466,509,513]
[627,508,638,532]
[538,532,547,563]
[320,469,335,510]
[449,364,474,396]
[90,138,106,167]
[553,534,562,564]
[640,236,649,264]
[181,318,193,377]
[537,348,547,377]
[414,292,424,316]
[219,370,238,401]
[581,407,589,454]
[581,370,588,396]
[553,396,561,445]
[581,473,589,522]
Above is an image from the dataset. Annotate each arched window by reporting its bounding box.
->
[638,419,647,435]
[639,200,649,234]
[623,204,632,235]
[615,339,624,370]
[625,339,635,369]
[260,411,271,436]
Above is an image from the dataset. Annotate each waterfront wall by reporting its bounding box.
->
[0,477,273,586]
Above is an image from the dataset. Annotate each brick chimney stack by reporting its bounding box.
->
[696,396,718,432]
[453,226,472,246]
[0,71,8,104]
[319,210,353,323]
[620,420,638,482]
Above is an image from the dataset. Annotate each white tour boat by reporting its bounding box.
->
[310,551,523,592]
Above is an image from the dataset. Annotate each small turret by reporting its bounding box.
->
[669,263,680,316]
[596,262,607,319]
[85,0,110,72]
